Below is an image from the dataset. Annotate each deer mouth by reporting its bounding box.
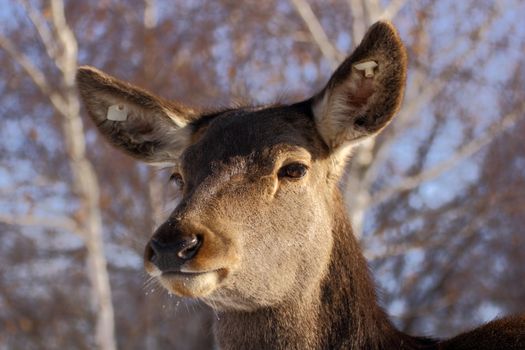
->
[157,268,228,297]
[162,270,213,277]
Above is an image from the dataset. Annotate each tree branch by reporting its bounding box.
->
[362,0,383,22]
[0,213,83,236]
[289,0,343,68]
[346,0,367,47]
[370,105,525,206]
[143,0,157,29]
[20,0,58,61]
[378,0,408,20]
[0,35,68,115]
[50,0,78,85]
[359,5,502,191]
[399,214,487,332]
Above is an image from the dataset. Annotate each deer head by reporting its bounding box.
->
[76,21,407,311]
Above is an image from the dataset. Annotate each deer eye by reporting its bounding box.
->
[169,172,185,189]
[278,163,308,179]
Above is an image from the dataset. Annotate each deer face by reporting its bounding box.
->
[147,106,336,309]
[77,22,407,310]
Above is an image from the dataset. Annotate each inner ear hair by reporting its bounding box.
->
[313,21,408,150]
[76,66,196,163]
[76,66,191,127]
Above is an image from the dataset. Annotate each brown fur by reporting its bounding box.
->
[76,66,198,163]
[313,21,407,152]
[77,21,525,349]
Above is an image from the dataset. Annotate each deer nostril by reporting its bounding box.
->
[177,235,202,261]
[145,234,202,272]
[144,241,157,263]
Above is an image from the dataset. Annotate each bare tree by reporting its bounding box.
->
[0,0,524,348]
[0,1,116,349]
[291,0,525,336]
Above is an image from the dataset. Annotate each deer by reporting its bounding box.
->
[76,21,524,349]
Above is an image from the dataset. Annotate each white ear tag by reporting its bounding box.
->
[354,61,378,78]
[107,104,128,121]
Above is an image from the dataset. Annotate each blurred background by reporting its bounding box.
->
[1,0,524,349]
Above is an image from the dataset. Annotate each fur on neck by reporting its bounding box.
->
[213,191,436,350]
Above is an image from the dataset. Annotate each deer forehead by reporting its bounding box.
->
[180,105,327,176]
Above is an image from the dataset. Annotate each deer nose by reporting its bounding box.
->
[145,234,202,272]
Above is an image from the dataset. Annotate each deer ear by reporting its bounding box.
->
[312,21,407,150]
[76,66,195,164]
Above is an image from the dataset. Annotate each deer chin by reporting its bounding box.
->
[157,269,228,298]
[202,290,263,312]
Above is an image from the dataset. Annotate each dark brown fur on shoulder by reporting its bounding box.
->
[439,315,525,349]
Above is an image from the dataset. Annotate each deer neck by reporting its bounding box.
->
[213,192,430,349]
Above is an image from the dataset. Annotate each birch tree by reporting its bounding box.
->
[0,1,116,349]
